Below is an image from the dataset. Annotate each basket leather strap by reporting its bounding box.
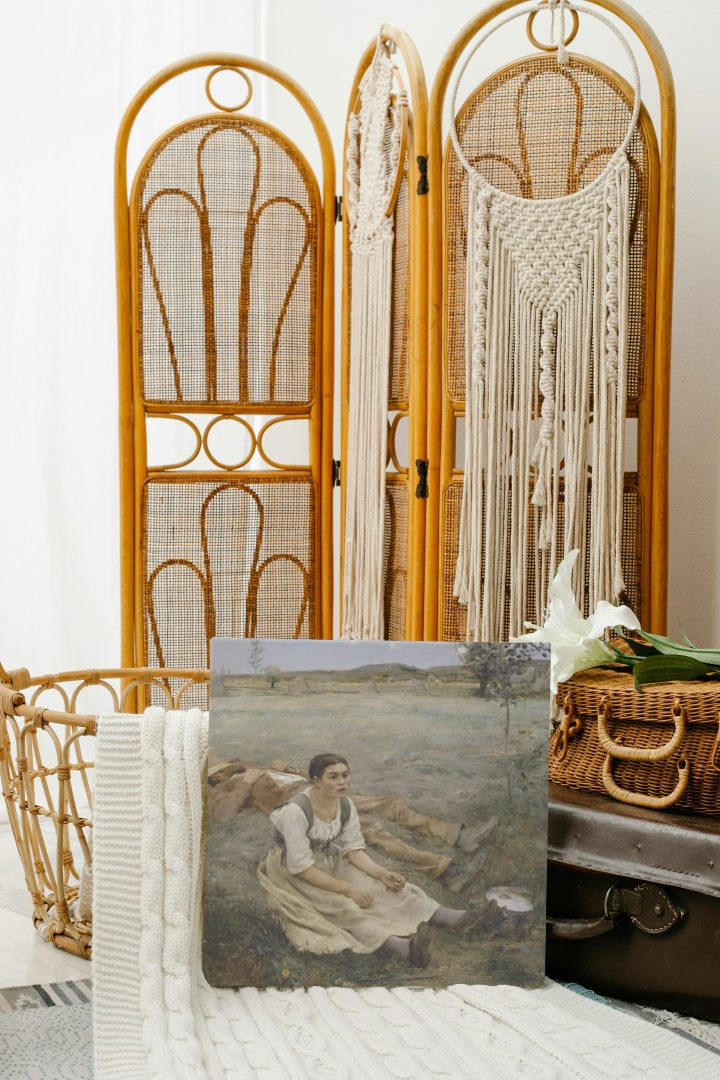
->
[547,882,685,940]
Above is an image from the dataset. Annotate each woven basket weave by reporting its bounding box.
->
[0,663,209,957]
[551,668,720,814]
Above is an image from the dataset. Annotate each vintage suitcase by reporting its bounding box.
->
[546,782,720,1021]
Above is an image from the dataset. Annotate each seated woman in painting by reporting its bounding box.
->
[209,753,496,891]
[257,752,495,968]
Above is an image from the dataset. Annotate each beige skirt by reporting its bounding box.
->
[257,846,439,955]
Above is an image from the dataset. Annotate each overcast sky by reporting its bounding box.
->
[211,638,465,673]
[211,638,548,674]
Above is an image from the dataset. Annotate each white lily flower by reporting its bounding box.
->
[513,549,641,694]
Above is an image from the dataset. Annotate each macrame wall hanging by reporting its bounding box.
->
[342,37,407,639]
[450,1,641,640]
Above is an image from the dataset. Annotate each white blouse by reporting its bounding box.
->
[269,795,366,875]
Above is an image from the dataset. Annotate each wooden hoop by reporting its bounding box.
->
[205,66,253,112]
[527,5,580,52]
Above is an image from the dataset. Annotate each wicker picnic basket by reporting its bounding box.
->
[0,662,208,958]
[551,667,720,814]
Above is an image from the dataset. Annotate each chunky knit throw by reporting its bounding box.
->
[92,709,717,1078]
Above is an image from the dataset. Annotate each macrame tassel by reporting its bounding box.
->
[342,41,402,639]
[532,307,558,549]
[588,155,631,604]
[343,238,394,638]
[453,178,489,637]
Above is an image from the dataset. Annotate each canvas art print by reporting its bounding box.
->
[204,639,550,990]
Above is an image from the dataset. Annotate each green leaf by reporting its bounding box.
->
[603,642,639,666]
[632,654,719,690]
[637,631,720,666]
[616,635,659,658]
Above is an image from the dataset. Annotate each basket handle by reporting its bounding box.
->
[601,755,690,809]
[712,721,720,774]
[597,698,686,762]
[550,697,583,762]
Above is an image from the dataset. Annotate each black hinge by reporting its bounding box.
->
[332,459,341,487]
[415,459,429,498]
[335,195,343,222]
[416,156,429,196]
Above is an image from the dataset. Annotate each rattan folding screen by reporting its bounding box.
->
[116,56,335,697]
[116,3,674,670]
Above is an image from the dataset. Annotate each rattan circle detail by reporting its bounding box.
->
[256,416,307,472]
[526,5,579,52]
[205,65,253,112]
[203,415,256,471]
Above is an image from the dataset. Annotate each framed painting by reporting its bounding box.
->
[203,639,549,989]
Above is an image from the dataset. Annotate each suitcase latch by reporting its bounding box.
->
[604,882,685,935]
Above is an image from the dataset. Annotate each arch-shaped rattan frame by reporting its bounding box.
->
[115,55,336,685]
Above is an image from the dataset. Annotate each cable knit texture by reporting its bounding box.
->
[93,709,717,1079]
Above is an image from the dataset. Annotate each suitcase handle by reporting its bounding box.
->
[601,754,690,809]
[547,883,685,939]
[597,699,686,762]
[547,913,616,939]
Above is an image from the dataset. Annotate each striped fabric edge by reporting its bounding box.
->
[0,979,93,1013]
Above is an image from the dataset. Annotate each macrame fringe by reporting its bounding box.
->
[342,40,402,640]
[449,1,641,641]
[453,159,633,641]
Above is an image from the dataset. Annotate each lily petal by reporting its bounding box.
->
[511,549,640,695]
[586,601,641,640]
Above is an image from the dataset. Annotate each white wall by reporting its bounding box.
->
[0,0,264,674]
[0,0,718,677]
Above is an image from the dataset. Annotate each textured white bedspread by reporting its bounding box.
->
[92,709,717,1079]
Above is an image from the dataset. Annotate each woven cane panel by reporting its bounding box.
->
[135,117,319,407]
[390,167,410,405]
[445,56,650,406]
[439,477,642,641]
[383,476,409,640]
[142,475,316,677]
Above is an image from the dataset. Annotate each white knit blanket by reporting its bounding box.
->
[92,709,717,1079]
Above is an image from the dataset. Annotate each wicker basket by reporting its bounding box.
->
[551,667,720,814]
[0,662,209,958]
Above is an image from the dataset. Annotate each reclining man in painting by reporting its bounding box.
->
[207,751,497,894]
[256,753,497,968]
